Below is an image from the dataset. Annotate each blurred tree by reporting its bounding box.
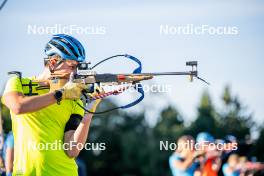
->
[152,106,185,176]
[80,100,156,176]
[1,84,262,176]
[186,91,219,138]
[218,86,253,140]
[253,126,264,161]
[0,98,12,133]
[154,106,184,140]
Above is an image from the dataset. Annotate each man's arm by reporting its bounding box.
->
[5,147,14,174]
[2,77,86,115]
[172,150,205,171]
[2,92,57,115]
[173,153,195,170]
[64,113,93,158]
[63,89,102,158]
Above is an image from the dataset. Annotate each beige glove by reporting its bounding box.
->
[61,73,86,100]
[85,85,104,113]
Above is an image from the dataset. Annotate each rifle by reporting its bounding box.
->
[73,61,209,85]
[49,54,209,114]
[30,54,209,114]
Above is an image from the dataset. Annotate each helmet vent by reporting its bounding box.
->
[50,40,71,57]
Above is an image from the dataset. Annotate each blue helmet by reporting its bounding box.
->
[225,135,237,143]
[215,139,225,145]
[45,34,85,62]
[196,132,214,143]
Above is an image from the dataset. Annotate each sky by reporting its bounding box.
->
[0,0,263,127]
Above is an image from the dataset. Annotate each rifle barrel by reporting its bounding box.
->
[122,71,197,76]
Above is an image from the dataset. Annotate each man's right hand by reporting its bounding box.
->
[58,72,86,100]
[61,81,86,100]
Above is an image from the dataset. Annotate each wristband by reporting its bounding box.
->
[54,90,63,105]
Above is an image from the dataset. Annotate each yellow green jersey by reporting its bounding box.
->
[2,76,84,176]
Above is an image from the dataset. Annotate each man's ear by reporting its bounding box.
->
[47,58,58,73]
[44,57,57,67]
[48,57,64,73]
[49,58,58,66]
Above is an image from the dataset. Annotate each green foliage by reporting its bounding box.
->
[253,126,264,161]
[152,106,185,176]
[218,86,253,139]
[186,91,218,137]
[186,87,253,140]
[0,100,12,133]
[154,106,184,139]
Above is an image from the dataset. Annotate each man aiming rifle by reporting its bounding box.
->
[1,34,102,175]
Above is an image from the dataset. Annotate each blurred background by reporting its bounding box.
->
[0,0,264,175]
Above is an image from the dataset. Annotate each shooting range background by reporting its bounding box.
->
[1,1,264,175]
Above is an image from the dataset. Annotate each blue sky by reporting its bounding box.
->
[0,0,263,126]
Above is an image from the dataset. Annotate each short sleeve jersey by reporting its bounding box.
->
[2,76,84,176]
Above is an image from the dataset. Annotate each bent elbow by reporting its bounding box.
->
[12,104,24,115]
